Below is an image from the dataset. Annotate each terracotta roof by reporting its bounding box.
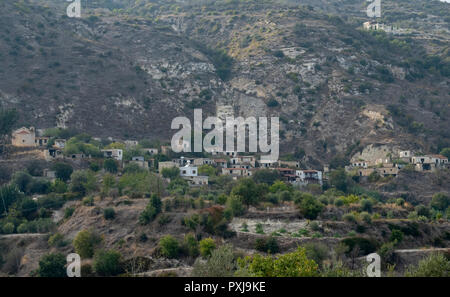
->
[430,155,448,160]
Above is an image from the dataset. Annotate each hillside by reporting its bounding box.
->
[0,0,449,167]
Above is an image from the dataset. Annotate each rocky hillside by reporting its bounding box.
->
[1,0,449,166]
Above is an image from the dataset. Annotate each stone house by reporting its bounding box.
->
[213,159,228,168]
[295,170,323,185]
[12,127,36,147]
[193,158,214,166]
[101,149,123,161]
[258,159,277,168]
[143,148,159,155]
[35,136,50,147]
[54,139,66,149]
[130,156,148,169]
[158,161,179,171]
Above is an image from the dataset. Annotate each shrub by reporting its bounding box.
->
[304,243,329,266]
[390,229,404,244]
[82,196,94,206]
[225,195,245,217]
[405,253,449,277]
[254,237,279,254]
[343,213,357,223]
[73,229,103,259]
[199,238,216,257]
[430,193,449,211]
[237,247,318,277]
[139,194,162,224]
[192,244,236,277]
[64,206,75,219]
[159,235,179,259]
[342,237,378,256]
[183,234,199,258]
[93,250,122,276]
[360,199,373,213]
[48,233,66,247]
[360,212,372,224]
[37,253,66,277]
[161,167,180,179]
[2,222,14,234]
[103,208,115,220]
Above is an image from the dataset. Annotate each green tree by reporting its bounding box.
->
[0,108,18,141]
[198,165,216,177]
[93,250,122,276]
[298,195,324,220]
[161,167,180,179]
[159,235,179,259]
[192,244,236,277]
[329,168,351,193]
[199,238,216,257]
[11,171,32,192]
[252,169,280,185]
[52,163,73,182]
[430,193,449,211]
[139,194,162,224]
[73,229,103,259]
[231,178,259,206]
[439,148,450,159]
[0,184,22,214]
[37,253,66,277]
[103,159,118,173]
[405,253,449,277]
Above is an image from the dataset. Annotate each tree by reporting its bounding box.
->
[225,195,245,217]
[0,184,22,214]
[192,244,236,277]
[11,171,32,192]
[93,250,122,276]
[252,169,280,185]
[159,235,179,259]
[0,108,18,140]
[139,194,162,224]
[37,253,66,277]
[390,229,404,244]
[52,163,73,182]
[329,168,351,193]
[103,159,118,173]
[198,165,216,177]
[161,167,180,179]
[231,178,259,206]
[430,193,449,211]
[73,229,103,259]
[199,238,216,257]
[439,148,450,159]
[298,195,324,220]
[269,180,290,193]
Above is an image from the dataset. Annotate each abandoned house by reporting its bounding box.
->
[12,127,36,147]
[295,170,323,186]
[101,149,123,161]
[53,139,66,149]
[35,136,50,147]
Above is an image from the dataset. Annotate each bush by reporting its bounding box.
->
[237,247,318,277]
[342,237,378,256]
[343,213,357,223]
[430,193,449,211]
[2,222,14,234]
[48,233,66,247]
[73,229,103,259]
[360,199,374,213]
[225,195,245,217]
[192,244,236,277]
[103,208,115,220]
[183,234,199,258]
[254,237,279,254]
[390,229,404,244]
[304,243,329,266]
[199,238,216,257]
[360,212,372,224]
[64,206,75,219]
[93,250,122,276]
[161,167,180,179]
[159,235,180,259]
[37,253,66,277]
[139,194,162,224]
[405,253,450,277]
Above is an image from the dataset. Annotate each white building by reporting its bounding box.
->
[101,149,123,161]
